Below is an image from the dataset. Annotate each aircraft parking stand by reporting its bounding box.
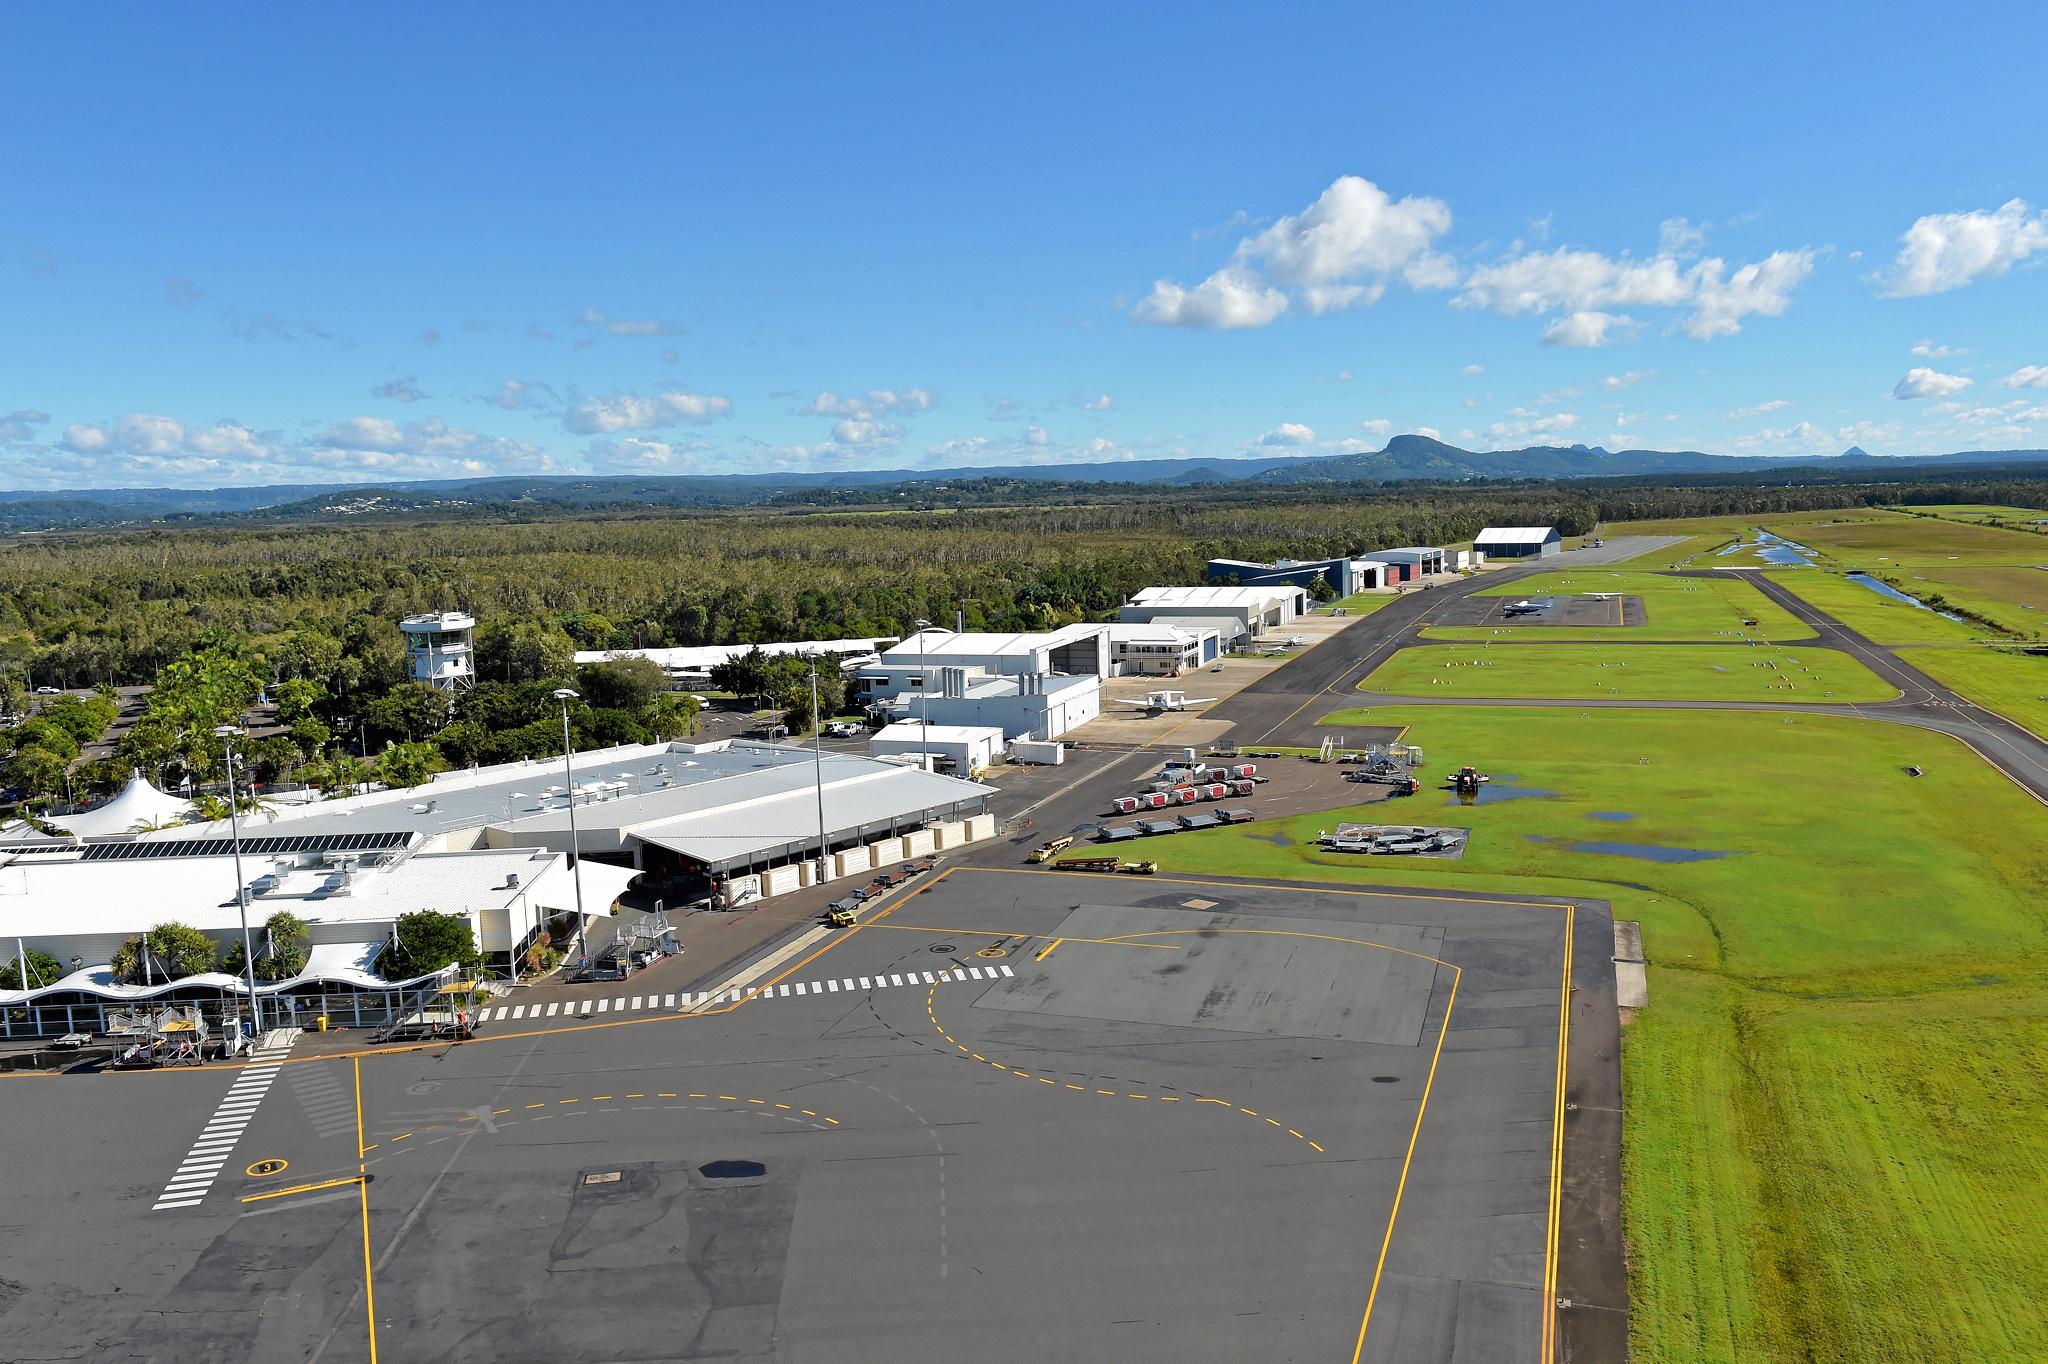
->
[0,866,1618,1364]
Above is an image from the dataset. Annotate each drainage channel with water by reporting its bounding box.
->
[1718,530,1820,567]
[1844,572,1966,622]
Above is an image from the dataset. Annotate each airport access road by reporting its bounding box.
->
[0,869,1615,1364]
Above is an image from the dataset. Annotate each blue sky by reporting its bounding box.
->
[3,1,2045,489]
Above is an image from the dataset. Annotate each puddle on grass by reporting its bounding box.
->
[1244,831,1294,846]
[1845,572,1966,622]
[1528,835,1731,863]
[1450,782,1559,807]
[1586,811,1637,822]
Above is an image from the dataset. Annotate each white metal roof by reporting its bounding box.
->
[871,722,1004,744]
[629,763,991,871]
[573,637,896,671]
[1126,586,1293,609]
[0,846,563,944]
[1473,526,1558,544]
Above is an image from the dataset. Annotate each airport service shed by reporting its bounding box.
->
[1371,547,1448,581]
[1105,621,1222,675]
[1119,585,1305,638]
[895,670,1101,741]
[868,722,1003,774]
[1205,555,1388,596]
[1473,526,1562,559]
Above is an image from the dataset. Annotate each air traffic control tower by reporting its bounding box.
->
[399,610,476,692]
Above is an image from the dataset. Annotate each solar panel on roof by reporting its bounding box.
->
[80,830,412,862]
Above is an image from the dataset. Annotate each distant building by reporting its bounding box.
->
[893,668,1101,741]
[869,721,1004,775]
[1104,621,1222,675]
[400,611,476,691]
[854,626,1109,704]
[1119,585,1305,638]
[1472,526,1562,559]
[574,637,899,690]
[1371,547,1447,582]
[1206,554,1390,596]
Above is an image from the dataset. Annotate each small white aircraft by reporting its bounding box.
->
[1115,689,1219,713]
[1502,599,1547,616]
[1583,592,1619,601]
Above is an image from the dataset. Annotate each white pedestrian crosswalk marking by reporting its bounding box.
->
[151,1037,299,1212]
[468,962,1020,1028]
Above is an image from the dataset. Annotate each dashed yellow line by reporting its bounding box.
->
[924,985,1326,1153]
[366,1091,845,1150]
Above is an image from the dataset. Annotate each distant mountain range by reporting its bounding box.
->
[3,436,2046,531]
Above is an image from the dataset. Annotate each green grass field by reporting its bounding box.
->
[1900,646,2048,739]
[1328,592,1398,614]
[1773,510,2045,566]
[1893,503,2048,522]
[1420,569,1813,643]
[1763,568,1995,644]
[1141,705,2048,1362]
[1360,642,1894,702]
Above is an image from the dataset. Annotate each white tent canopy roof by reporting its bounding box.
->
[49,771,194,837]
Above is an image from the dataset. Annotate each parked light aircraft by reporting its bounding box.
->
[1115,689,1219,713]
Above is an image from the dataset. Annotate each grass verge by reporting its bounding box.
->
[1361,642,1894,703]
[1140,705,2048,1362]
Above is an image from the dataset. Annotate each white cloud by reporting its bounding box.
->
[308,418,552,476]
[1136,175,1453,328]
[1658,216,1708,260]
[1892,367,1973,400]
[1258,422,1317,446]
[0,410,49,444]
[1879,199,2048,297]
[1459,363,1485,377]
[1457,234,1815,342]
[1540,311,1632,348]
[562,389,732,434]
[574,305,678,337]
[925,435,994,463]
[829,418,903,450]
[1079,393,1115,411]
[2003,365,2048,389]
[28,409,558,485]
[1457,249,1692,317]
[164,276,202,307]
[1359,418,1393,438]
[1730,420,1831,452]
[1726,399,1792,420]
[1414,426,1443,440]
[584,437,708,474]
[58,413,274,461]
[1911,339,1965,358]
[1537,386,1582,405]
[804,388,936,420]
[489,379,551,410]
[1024,424,1050,446]
[1135,267,1290,329]
[1601,369,1654,391]
[1487,411,1581,444]
[373,375,427,403]
[1685,249,1816,339]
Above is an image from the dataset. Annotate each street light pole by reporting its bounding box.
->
[215,726,263,1041]
[810,663,829,885]
[552,689,589,968]
[914,618,933,773]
